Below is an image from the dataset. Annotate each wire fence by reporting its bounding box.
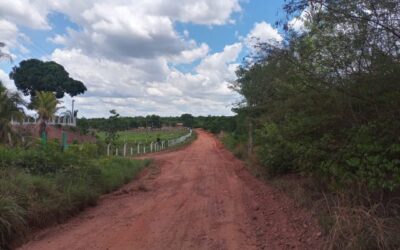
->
[106,129,193,157]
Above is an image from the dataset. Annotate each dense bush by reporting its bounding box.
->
[229,0,400,248]
[0,145,149,248]
[233,0,400,191]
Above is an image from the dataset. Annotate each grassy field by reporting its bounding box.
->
[97,129,188,144]
[0,144,150,248]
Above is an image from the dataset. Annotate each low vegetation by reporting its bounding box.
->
[0,142,150,248]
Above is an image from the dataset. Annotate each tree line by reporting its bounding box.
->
[227,0,400,248]
[77,113,237,134]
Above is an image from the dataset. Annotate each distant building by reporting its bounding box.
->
[176,123,184,127]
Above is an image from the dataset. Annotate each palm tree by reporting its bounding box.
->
[31,91,61,136]
[0,81,25,144]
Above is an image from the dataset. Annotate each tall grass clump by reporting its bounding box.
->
[0,144,149,248]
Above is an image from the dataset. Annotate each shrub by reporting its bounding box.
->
[0,196,25,248]
[256,123,298,176]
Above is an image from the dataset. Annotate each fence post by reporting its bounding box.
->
[123,143,127,157]
[41,131,47,146]
[144,145,146,154]
[130,147,133,156]
[116,148,118,156]
[107,144,111,156]
[61,131,68,151]
[137,143,140,154]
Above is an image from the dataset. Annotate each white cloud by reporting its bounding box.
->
[44,0,241,62]
[50,42,242,117]
[168,43,210,64]
[288,9,310,33]
[245,21,283,49]
[0,69,15,90]
[0,19,20,58]
[148,0,241,25]
[0,0,51,29]
[1,0,244,117]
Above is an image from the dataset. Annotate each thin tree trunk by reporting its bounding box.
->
[248,119,253,156]
[39,120,47,137]
[7,132,13,147]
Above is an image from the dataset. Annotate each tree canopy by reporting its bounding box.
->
[180,114,194,128]
[9,59,87,100]
[232,0,400,186]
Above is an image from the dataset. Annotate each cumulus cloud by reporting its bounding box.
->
[42,0,241,63]
[0,0,51,29]
[147,0,241,25]
[168,43,210,64]
[51,42,242,117]
[288,9,311,33]
[245,21,283,49]
[0,19,31,59]
[0,0,244,117]
[0,69,16,90]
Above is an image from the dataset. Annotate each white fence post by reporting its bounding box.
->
[123,143,127,157]
[107,144,111,156]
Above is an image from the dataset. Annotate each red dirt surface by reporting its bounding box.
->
[18,130,322,250]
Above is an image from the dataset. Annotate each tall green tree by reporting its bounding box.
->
[105,110,120,145]
[9,59,87,101]
[180,113,194,128]
[146,115,162,128]
[233,0,400,186]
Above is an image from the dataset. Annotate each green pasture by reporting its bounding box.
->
[97,129,188,144]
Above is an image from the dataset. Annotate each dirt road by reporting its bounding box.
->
[19,130,322,250]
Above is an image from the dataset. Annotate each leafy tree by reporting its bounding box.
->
[180,113,194,128]
[76,117,89,135]
[146,115,161,128]
[31,91,61,136]
[9,59,87,100]
[232,0,400,191]
[104,110,120,145]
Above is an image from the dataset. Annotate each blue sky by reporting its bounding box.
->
[0,0,288,117]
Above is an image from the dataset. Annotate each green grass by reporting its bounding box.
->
[97,129,188,145]
[0,145,150,248]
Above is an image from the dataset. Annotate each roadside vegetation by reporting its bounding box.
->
[0,142,149,248]
[216,0,400,249]
[0,57,153,248]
